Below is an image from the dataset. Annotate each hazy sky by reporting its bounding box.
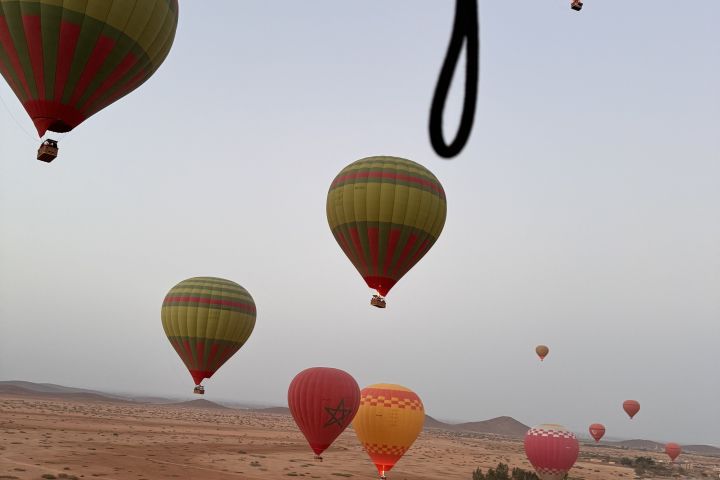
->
[1,1,718,446]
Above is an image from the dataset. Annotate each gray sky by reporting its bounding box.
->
[1,0,718,446]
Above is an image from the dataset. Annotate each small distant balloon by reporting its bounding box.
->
[535,345,549,361]
[524,424,579,480]
[623,400,640,419]
[665,443,681,462]
[589,423,605,442]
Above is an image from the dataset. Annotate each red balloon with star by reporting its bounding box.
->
[288,367,361,459]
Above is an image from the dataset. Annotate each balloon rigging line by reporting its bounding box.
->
[0,87,37,145]
[429,0,479,159]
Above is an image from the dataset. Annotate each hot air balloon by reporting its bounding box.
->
[161,277,256,395]
[352,384,424,479]
[288,367,360,460]
[0,0,179,162]
[665,442,681,462]
[535,345,549,361]
[326,156,447,308]
[623,400,640,419]
[589,423,605,442]
[524,424,579,480]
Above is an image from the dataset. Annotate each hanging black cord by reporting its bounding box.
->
[429,0,479,159]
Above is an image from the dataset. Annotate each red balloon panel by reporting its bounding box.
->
[288,367,360,456]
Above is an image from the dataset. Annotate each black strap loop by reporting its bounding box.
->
[429,0,479,159]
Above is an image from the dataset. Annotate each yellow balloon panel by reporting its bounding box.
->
[352,384,424,476]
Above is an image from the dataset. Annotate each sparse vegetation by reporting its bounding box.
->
[627,456,672,478]
[472,462,543,480]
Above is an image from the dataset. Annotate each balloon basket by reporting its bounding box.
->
[370,295,386,308]
[313,455,323,462]
[37,140,58,162]
[193,385,205,395]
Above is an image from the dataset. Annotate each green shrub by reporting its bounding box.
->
[472,462,541,480]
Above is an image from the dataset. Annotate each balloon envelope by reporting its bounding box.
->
[326,156,447,299]
[288,367,360,457]
[524,424,579,480]
[535,345,549,361]
[161,277,256,387]
[623,400,640,419]
[589,423,605,442]
[665,442,681,461]
[352,384,425,477]
[0,0,178,136]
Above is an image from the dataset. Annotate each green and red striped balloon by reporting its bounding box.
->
[0,0,178,137]
[326,156,447,304]
[161,277,257,390]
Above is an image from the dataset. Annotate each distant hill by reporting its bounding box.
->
[0,380,124,398]
[424,415,451,429]
[252,406,291,415]
[604,439,720,457]
[0,382,132,403]
[0,384,39,395]
[455,416,530,437]
[127,395,176,404]
[167,399,231,410]
[422,415,529,437]
[610,439,665,451]
[683,445,720,456]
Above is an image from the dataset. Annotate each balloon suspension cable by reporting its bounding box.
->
[0,88,38,144]
[429,0,479,159]
[45,131,68,143]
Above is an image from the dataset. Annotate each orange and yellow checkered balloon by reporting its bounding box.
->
[352,384,424,478]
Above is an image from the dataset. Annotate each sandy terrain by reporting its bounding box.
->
[1,395,718,480]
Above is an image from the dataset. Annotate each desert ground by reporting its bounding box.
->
[1,394,718,480]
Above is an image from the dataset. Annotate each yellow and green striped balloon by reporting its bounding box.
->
[326,156,447,301]
[161,277,256,388]
[0,0,179,137]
